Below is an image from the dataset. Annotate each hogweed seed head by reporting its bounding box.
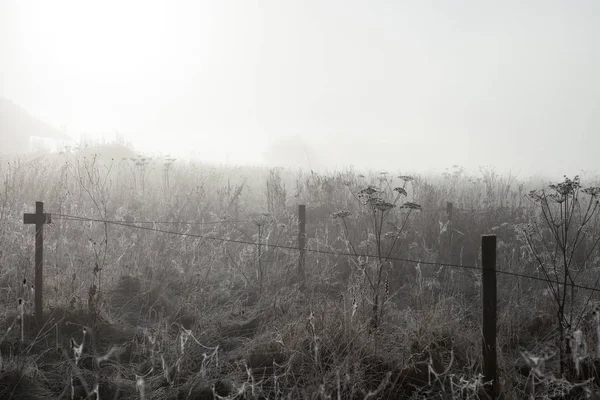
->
[359,186,378,196]
[549,175,580,196]
[393,187,407,196]
[583,187,600,197]
[548,193,566,203]
[332,210,352,219]
[374,201,395,212]
[400,202,422,211]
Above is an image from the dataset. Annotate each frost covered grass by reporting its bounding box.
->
[1,147,600,398]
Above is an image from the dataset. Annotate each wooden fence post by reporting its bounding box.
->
[482,234,498,397]
[23,201,51,323]
[298,205,306,282]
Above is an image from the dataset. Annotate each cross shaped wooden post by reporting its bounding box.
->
[23,201,51,323]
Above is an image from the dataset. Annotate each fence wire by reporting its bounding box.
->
[51,213,248,226]
[50,212,600,294]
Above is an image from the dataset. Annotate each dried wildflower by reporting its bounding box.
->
[549,175,581,196]
[398,175,414,182]
[514,223,536,243]
[400,202,422,211]
[373,201,395,212]
[359,186,378,196]
[528,190,542,201]
[332,210,352,219]
[583,187,600,197]
[393,187,407,196]
[366,197,383,205]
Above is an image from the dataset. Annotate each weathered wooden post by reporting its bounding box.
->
[23,201,51,323]
[447,202,453,264]
[482,234,498,397]
[298,205,306,282]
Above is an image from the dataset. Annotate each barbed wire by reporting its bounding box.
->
[50,212,600,293]
[51,212,249,226]
[421,206,526,214]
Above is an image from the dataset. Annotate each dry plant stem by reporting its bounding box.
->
[66,156,115,318]
[340,217,358,257]
[225,247,252,287]
[262,225,285,265]
[384,208,413,261]
[525,177,600,375]
[19,299,24,343]
[338,182,419,329]
[257,224,263,294]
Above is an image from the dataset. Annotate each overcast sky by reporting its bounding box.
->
[1,0,599,177]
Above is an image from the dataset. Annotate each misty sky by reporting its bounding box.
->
[1,0,599,177]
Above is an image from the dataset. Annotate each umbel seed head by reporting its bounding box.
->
[359,186,378,196]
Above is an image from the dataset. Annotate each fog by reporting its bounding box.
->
[1,0,599,178]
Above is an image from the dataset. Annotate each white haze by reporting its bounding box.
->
[1,0,599,178]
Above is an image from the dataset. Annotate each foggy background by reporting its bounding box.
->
[1,0,598,177]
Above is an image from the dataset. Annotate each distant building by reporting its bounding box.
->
[0,97,72,154]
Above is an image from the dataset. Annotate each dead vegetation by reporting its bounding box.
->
[2,149,600,398]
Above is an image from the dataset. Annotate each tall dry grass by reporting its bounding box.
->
[0,144,600,398]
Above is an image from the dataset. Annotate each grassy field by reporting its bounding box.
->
[1,146,600,399]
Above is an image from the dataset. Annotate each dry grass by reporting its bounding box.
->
[1,146,600,399]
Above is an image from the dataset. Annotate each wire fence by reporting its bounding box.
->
[53,214,251,226]
[48,211,600,294]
